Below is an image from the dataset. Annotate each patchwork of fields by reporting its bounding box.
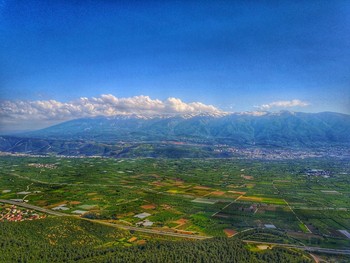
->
[1,156,349,249]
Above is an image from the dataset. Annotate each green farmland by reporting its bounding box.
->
[1,156,349,250]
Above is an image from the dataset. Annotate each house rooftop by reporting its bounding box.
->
[134,212,151,219]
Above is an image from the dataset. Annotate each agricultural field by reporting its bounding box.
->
[0,155,349,249]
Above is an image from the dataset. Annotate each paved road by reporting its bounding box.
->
[0,199,68,217]
[242,240,350,255]
[0,199,210,240]
[1,199,349,253]
[82,219,211,240]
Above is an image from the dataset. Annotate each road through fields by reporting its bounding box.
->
[0,199,210,240]
[242,240,350,255]
[1,199,350,255]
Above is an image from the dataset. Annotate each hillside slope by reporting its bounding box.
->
[19,111,350,147]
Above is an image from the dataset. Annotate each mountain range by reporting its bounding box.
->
[1,111,349,156]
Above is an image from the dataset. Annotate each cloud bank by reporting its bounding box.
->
[0,94,226,130]
[256,99,309,111]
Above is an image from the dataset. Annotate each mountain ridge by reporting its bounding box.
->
[9,111,350,147]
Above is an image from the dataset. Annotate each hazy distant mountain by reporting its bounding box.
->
[10,111,350,147]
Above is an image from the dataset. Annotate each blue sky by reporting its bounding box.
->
[0,1,350,130]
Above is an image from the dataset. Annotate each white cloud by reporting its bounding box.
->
[0,94,226,130]
[256,99,309,111]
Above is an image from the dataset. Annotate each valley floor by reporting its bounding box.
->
[1,156,350,262]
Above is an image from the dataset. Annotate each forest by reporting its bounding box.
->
[0,217,312,263]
